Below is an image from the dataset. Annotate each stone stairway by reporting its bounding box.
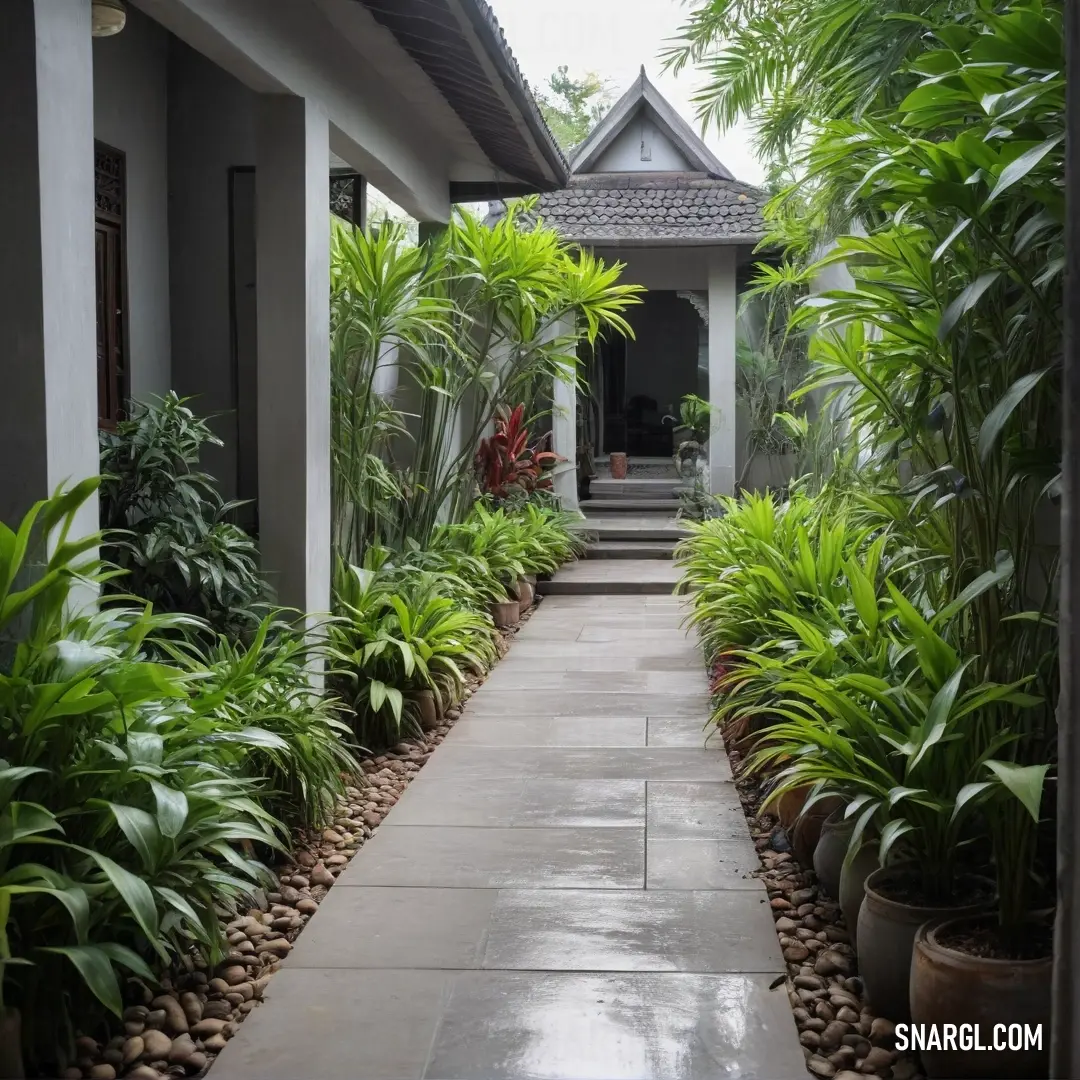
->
[540,478,687,596]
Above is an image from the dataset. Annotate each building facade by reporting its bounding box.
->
[1,0,565,615]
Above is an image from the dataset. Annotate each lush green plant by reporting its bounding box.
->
[664,393,713,445]
[329,209,642,563]
[674,0,1061,939]
[327,559,497,747]
[0,484,288,1070]
[99,393,263,636]
[155,615,362,829]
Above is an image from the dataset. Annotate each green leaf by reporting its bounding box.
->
[878,819,915,865]
[978,370,1049,462]
[151,781,188,839]
[105,804,159,871]
[42,945,123,1017]
[983,135,1063,206]
[939,271,1001,340]
[985,760,1049,823]
[79,848,164,960]
[934,552,1015,624]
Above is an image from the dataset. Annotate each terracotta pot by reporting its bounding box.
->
[858,865,994,1023]
[412,688,439,732]
[0,1007,24,1079]
[910,913,1050,1079]
[516,578,534,610]
[839,842,879,953]
[813,807,853,899]
[490,598,520,628]
[773,784,810,830]
[609,452,628,480]
[791,794,843,867]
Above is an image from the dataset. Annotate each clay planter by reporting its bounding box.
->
[839,842,879,953]
[0,1007,24,1079]
[516,578,534,610]
[490,598,520,629]
[412,688,439,732]
[910,914,1051,1079]
[813,807,853,899]
[773,784,810,831]
[609,452,628,480]
[857,865,993,1023]
[791,794,843,868]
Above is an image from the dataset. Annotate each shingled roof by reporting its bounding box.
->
[505,68,767,246]
[531,172,767,245]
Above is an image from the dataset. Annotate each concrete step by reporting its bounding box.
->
[583,498,683,513]
[589,478,682,499]
[537,559,681,596]
[575,515,691,542]
[587,541,676,560]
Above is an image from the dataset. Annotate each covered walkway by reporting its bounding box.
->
[212,553,804,1079]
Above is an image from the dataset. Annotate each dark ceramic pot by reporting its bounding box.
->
[857,865,993,1023]
[910,913,1050,1079]
[792,795,843,868]
[0,1007,23,1079]
[839,842,879,953]
[813,807,853,899]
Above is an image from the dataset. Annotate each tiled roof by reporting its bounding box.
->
[355,0,567,196]
[529,173,768,243]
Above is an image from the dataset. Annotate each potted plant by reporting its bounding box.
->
[909,761,1052,1079]
[663,393,713,450]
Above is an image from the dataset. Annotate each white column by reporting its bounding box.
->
[708,248,738,496]
[552,361,579,511]
[256,96,331,618]
[0,0,98,537]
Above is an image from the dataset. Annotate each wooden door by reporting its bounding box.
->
[95,220,124,427]
[94,142,126,427]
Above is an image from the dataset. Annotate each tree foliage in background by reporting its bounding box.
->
[535,66,613,151]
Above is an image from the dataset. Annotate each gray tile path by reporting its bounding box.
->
[211,591,804,1080]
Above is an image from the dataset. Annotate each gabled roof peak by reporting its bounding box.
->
[569,67,733,180]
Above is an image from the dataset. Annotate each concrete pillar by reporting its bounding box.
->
[552,362,579,512]
[707,248,738,495]
[0,0,98,537]
[256,96,331,618]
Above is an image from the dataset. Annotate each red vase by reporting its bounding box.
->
[609,453,627,480]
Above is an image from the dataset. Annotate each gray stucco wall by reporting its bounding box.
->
[167,39,257,501]
[92,5,171,401]
[592,111,693,173]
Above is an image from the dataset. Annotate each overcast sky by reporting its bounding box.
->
[487,0,765,184]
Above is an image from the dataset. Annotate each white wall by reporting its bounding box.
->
[591,245,713,291]
[167,38,257,500]
[93,6,172,401]
[592,109,693,173]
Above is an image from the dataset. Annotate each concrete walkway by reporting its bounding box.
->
[212,585,805,1078]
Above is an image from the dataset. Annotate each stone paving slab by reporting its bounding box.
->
[418,745,732,782]
[348,824,646,889]
[385,778,645,829]
[211,587,803,1080]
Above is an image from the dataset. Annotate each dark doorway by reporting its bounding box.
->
[600,332,626,454]
[94,142,126,427]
